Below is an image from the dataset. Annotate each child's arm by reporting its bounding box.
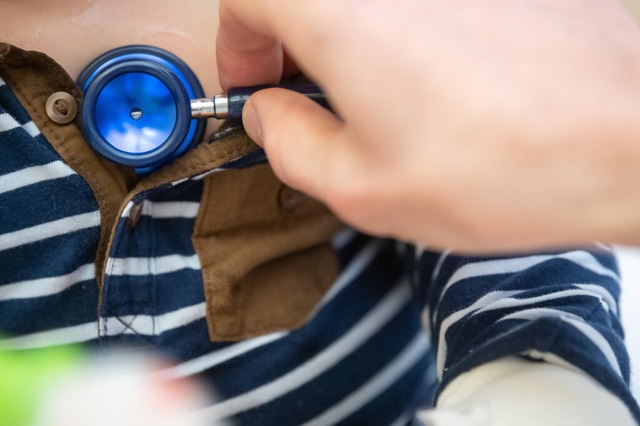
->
[419,356,635,425]
[413,246,639,424]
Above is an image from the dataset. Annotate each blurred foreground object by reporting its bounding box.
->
[0,346,80,425]
[0,346,217,426]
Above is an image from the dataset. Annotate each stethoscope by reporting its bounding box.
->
[78,45,328,173]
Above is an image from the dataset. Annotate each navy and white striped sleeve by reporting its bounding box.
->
[415,246,640,421]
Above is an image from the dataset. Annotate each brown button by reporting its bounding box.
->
[278,186,308,211]
[0,44,10,59]
[45,92,78,124]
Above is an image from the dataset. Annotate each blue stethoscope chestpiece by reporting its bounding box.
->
[78,45,205,173]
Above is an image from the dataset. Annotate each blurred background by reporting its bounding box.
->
[612,0,640,401]
[614,247,640,398]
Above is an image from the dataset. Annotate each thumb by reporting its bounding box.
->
[242,87,346,201]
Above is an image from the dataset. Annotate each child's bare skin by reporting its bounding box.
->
[0,0,223,133]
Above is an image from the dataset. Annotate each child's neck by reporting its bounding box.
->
[0,0,221,97]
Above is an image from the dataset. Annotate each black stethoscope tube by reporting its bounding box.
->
[191,84,330,122]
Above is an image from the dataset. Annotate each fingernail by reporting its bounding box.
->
[242,100,263,146]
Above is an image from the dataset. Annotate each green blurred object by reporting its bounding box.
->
[0,346,82,426]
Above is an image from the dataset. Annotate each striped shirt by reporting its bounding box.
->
[0,70,638,425]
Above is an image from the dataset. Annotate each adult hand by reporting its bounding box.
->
[217,0,640,253]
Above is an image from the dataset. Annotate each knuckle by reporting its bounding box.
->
[324,176,377,227]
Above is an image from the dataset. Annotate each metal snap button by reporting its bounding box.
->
[45,92,78,124]
[127,201,144,228]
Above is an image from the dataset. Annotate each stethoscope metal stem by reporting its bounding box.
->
[191,94,229,119]
[190,83,328,122]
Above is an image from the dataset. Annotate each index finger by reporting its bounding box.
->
[216,1,283,89]
[216,0,340,90]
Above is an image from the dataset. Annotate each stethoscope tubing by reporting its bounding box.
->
[191,84,329,122]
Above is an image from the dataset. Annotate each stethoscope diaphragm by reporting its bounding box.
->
[78,45,205,173]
